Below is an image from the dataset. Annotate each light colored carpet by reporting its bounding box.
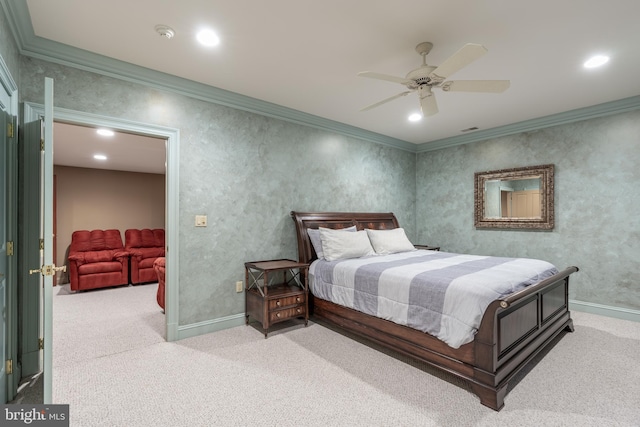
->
[52,283,640,427]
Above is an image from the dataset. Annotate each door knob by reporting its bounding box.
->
[29,264,67,276]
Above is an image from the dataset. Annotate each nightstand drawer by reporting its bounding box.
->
[268,294,305,310]
[270,306,306,323]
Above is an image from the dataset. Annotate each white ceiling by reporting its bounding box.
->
[18,0,640,171]
[53,122,166,174]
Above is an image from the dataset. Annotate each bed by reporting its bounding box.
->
[290,211,579,411]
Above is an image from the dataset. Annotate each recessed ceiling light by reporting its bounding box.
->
[584,55,609,68]
[96,129,114,137]
[408,113,422,122]
[196,29,220,47]
[93,154,107,160]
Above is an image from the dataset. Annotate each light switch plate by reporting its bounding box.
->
[195,215,207,227]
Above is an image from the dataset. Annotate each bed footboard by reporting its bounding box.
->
[472,266,579,410]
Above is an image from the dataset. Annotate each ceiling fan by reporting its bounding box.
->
[358,42,510,116]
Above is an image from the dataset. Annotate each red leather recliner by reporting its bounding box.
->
[68,229,130,291]
[125,229,165,284]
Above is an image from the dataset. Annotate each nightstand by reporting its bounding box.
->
[244,259,309,338]
[414,245,440,251]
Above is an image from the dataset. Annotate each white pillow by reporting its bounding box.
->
[319,227,375,261]
[365,228,416,255]
[307,226,356,260]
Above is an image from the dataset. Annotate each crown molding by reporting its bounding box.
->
[4,0,639,155]
[1,0,416,153]
[0,0,32,50]
[416,95,640,152]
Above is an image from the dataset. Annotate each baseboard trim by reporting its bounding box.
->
[569,299,640,323]
[176,313,246,341]
[177,301,639,341]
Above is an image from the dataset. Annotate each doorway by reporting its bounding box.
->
[52,122,167,289]
[33,106,181,341]
[20,103,180,402]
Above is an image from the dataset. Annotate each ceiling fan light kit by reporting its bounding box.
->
[358,42,510,117]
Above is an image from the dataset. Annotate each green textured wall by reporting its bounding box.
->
[19,57,416,326]
[416,111,640,310]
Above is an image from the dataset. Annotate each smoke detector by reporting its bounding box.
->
[155,25,175,39]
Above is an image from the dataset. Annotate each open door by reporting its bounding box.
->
[24,78,56,403]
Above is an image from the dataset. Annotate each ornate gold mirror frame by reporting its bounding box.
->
[474,164,554,230]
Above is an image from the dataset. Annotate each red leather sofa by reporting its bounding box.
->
[125,228,165,284]
[68,229,130,291]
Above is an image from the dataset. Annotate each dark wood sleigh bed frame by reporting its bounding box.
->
[290,211,579,411]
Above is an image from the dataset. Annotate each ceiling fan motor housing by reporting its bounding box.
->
[405,66,437,89]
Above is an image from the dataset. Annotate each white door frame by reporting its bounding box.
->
[23,103,180,345]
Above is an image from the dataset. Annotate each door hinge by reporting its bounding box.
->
[39,338,44,350]
[6,359,12,375]
[40,138,44,151]
[6,241,14,256]
[39,239,44,250]
[7,122,14,138]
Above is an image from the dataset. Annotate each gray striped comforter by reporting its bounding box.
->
[309,250,558,348]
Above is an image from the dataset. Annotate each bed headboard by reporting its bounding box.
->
[290,211,400,264]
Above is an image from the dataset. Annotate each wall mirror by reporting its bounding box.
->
[474,164,554,229]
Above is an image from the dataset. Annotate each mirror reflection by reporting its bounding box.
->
[484,176,541,219]
[474,164,554,230]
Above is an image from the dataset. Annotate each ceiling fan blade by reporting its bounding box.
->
[360,91,413,112]
[428,43,488,82]
[441,80,510,93]
[418,86,438,116]
[357,71,412,85]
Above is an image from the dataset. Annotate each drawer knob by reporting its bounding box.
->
[276,312,281,318]
[296,308,301,313]
[296,297,301,302]
[276,300,281,306]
